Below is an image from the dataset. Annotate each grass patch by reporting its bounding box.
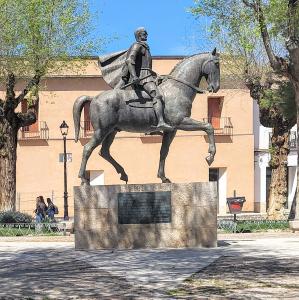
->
[0,224,63,236]
[235,220,289,233]
[218,219,289,233]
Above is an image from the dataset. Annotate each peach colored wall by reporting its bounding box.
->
[1,58,254,216]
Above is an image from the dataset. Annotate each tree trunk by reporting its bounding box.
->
[294,83,299,220]
[0,116,18,211]
[267,131,290,219]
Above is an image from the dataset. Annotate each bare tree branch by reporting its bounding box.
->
[5,73,16,100]
[241,0,256,9]
[255,1,283,72]
[15,71,42,106]
[0,99,4,117]
[242,0,283,73]
[3,73,16,116]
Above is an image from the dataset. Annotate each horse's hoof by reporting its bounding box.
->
[162,178,171,183]
[120,174,128,183]
[205,155,214,166]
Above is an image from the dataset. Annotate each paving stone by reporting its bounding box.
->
[0,233,298,299]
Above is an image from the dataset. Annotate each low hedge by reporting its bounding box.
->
[0,211,33,224]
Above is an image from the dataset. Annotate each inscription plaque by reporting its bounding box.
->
[118,191,171,224]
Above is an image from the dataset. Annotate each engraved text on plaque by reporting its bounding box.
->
[118,191,171,224]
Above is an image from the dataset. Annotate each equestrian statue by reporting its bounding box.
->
[73,27,220,185]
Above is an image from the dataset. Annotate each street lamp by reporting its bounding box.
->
[60,120,69,221]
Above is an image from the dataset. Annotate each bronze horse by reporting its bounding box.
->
[73,49,220,185]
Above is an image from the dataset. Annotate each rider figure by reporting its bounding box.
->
[120,27,172,131]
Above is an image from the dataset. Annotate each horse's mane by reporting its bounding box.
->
[169,52,210,75]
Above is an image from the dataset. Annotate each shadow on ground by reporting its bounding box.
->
[0,245,222,300]
[171,254,299,299]
[0,248,166,300]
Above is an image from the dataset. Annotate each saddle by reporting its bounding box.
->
[120,88,157,108]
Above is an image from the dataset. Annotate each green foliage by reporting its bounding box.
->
[191,0,293,43]
[0,0,100,78]
[260,82,296,123]
[191,1,271,82]
[191,0,296,127]
[190,1,298,78]
[190,1,259,51]
[265,0,289,37]
[0,211,33,224]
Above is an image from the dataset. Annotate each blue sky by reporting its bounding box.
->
[89,0,212,56]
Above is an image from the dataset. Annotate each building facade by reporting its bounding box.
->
[3,57,255,216]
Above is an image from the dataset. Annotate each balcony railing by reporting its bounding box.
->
[80,121,94,139]
[203,117,233,136]
[268,131,297,149]
[80,118,233,138]
[289,131,297,149]
[18,121,49,140]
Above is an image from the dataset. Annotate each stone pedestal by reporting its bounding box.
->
[289,220,299,233]
[74,182,217,250]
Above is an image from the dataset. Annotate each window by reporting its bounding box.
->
[21,100,38,133]
[209,168,228,214]
[266,167,271,210]
[209,168,219,213]
[82,102,93,137]
[209,168,219,182]
[84,101,90,123]
[208,97,222,128]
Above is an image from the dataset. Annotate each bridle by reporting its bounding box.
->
[202,56,219,71]
[201,55,219,89]
[159,74,205,94]
[160,55,219,94]
[125,56,219,94]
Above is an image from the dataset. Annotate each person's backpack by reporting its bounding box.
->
[54,205,59,214]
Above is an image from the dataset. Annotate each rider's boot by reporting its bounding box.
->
[153,98,173,131]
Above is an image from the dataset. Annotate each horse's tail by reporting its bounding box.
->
[73,95,92,143]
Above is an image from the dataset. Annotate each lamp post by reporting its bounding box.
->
[60,120,69,221]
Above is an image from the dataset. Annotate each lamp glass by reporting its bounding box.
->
[60,120,69,136]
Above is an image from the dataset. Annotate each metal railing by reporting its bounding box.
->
[203,117,233,136]
[0,223,66,236]
[81,118,233,138]
[80,121,94,139]
[268,131,297,149]
[18,121,49,140]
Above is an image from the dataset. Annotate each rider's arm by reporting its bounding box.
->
[126,43,141,81]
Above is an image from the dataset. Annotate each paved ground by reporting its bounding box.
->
[172,234,299,299]
[0,233,298,299]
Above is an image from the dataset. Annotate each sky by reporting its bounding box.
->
[89,0,212,56]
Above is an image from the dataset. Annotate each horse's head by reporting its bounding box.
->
[202,48,220,93]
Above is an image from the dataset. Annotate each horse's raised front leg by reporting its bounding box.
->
[158,130,177,183]
[79,129,106,185]
[177,117,216,165]
[100,131,129,184]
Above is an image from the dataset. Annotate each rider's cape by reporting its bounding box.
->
[98,50,127,88]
